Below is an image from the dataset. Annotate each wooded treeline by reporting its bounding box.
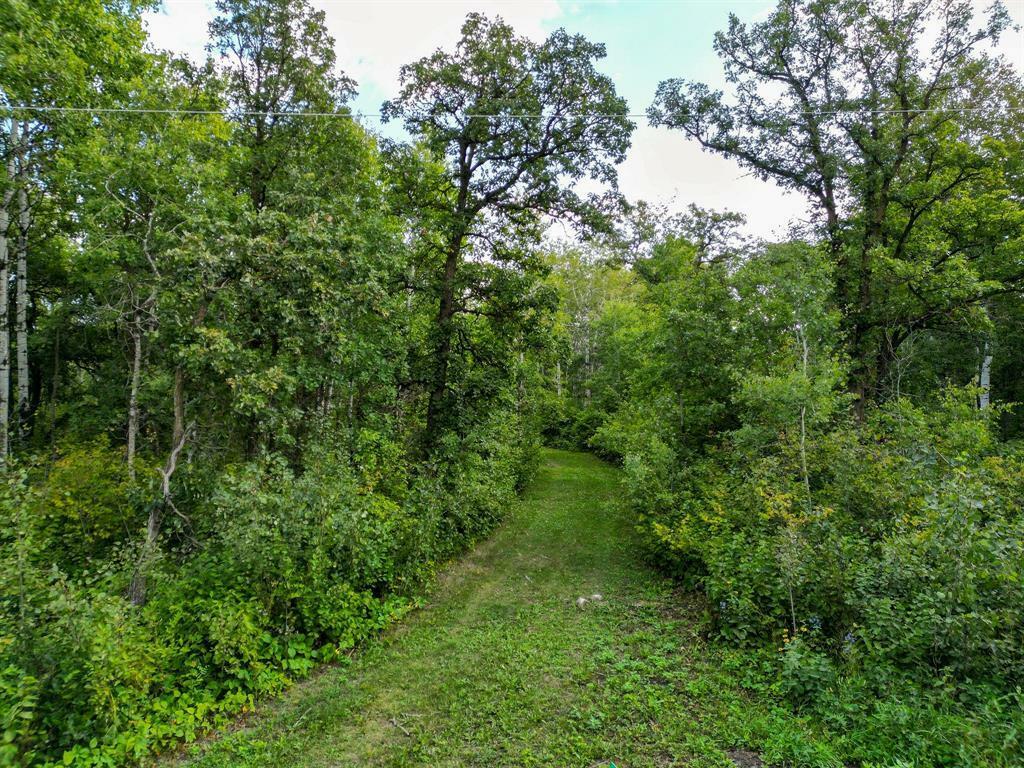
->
[0,1,630,764]
[1,0,1023,765]
[544,1,1024,764]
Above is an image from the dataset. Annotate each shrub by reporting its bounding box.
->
[31,440,147,570]
[0,412,538,765]
[620,388,1024,761]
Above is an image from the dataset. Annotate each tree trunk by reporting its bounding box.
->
[0,119,15,461]
[406,263,415,314]
[797,326,812,515]
[15,120,29,440]
[49,323,59,460]
[347,379,356,456]
[555,359,562,398]
[849,187,887,420]
[425,238,461,444]
[127,313,143,480]
[128,426,188,606]
[583,330,592,406]
[978,342,992,410]
[516,350,525,415]
[425,144,470,450]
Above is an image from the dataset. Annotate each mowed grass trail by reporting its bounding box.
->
[174,449,836,768]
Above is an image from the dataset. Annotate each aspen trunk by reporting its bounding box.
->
[128,423,189,606]
[130,381,190,606]
[978,342,992,410]
[555,359,561,398]
[0,119,17,461]
[14,120,29,439]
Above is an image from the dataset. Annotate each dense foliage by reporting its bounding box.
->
[544,2,1024,763]
[548,242,1024,763]
[0,2,630,765]
[2,0,1023,765]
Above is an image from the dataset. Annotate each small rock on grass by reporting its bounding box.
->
[727,749,763,767]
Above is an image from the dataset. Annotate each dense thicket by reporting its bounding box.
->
[0,3,630,764]
[545,1,1024,764]
[3,0,1024,765]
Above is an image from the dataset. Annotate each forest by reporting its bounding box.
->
[1,0,1022,766]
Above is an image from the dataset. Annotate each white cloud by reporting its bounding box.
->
[320,1,562,101]
[998,0,1024,71]
[616,125,811,241]
[144,2,213,60]
[143,0,1022,242]
[145,1,562,98]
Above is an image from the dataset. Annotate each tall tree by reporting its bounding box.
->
[650,0,1023,412]
[13,117,28,440]
[204,0,406,460]
[0,0,153,448]
[0,118,15,460]
[383,13,633,447]
[209,0,355,210]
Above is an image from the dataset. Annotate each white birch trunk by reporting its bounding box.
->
[14,120,28,438]
[979,342,992,410]
[0,119,17,460]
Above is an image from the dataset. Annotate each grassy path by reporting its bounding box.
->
[176,450,834,768]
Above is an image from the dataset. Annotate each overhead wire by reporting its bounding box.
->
[2,104,1024,119]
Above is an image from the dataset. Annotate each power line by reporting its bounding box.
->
[1,104,633,119]
[3,104,1024,119]
[5,105,372,118]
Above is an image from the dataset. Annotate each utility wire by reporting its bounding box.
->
[2,104,1024,119]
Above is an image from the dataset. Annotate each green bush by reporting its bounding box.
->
[31,440,147,571]
[620,389,1024,763]
[0,664,38,768]
[0,406,538,766]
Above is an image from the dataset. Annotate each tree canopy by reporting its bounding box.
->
[650,0,1024,409]
[1,1,1023,765]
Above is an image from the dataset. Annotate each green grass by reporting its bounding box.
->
[170,449,839,768]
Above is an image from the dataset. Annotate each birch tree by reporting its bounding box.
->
[0,0,153,450]
[14,119,29,440]
[0,117,16,460]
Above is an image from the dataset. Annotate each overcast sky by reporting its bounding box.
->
[145,0,1024,240]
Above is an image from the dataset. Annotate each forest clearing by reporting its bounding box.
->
[1,0,1023,766]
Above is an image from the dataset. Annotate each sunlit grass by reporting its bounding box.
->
[174,450,837,768]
